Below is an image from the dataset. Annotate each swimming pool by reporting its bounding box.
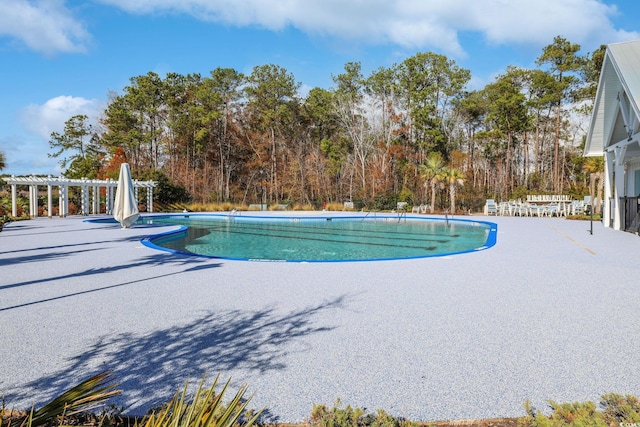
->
[138,214,497,262]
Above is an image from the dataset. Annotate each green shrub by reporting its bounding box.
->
[523,399,607,427]
[310,400,416,427]
[352,199,366,211]
[566,214,601,221]
[600,393,640,424]
[509,186,531,202]
[139,170,191,206]
[311,400,365,427]
[372,193,396,211]
[397,188,414,206]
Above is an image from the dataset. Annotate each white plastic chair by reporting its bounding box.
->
[484,199,498,215]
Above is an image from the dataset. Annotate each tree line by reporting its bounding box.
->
[47,35,605,213]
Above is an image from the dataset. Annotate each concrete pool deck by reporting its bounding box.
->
[1,213,639,422]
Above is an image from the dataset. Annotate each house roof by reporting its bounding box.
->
[584,40,640,159]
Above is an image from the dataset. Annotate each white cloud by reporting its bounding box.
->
[458,0,635,48]
[20,96,102,140]
[0,133,62,176]
[0,96,103,175]
[97,0,640,56]
[0,0,90,55]
[2,0,636,58]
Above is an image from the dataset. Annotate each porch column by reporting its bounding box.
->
[613,161,626,230]
[11,181,17,217]
[603,151,614,228]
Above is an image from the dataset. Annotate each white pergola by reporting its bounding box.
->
[4,175,156,218]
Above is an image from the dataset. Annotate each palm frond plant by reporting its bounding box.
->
[137,375,261,427]
[1,371,260,427]
[3,371,120,427]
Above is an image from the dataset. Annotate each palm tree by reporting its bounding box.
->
[419,152,445,213]
[443,166,465,214]
[583,156,604,214]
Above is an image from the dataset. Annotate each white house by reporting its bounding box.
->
[584,40,640,232]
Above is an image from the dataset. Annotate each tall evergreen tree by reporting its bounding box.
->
[245,64,300,202]
[483,68,531,196]
[49,114,104,178]
[333,62,372,199]
[209,68,245,200]
[536,36,583,192]
[396,52,470,160]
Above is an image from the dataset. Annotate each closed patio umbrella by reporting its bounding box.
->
[113,163,139,228]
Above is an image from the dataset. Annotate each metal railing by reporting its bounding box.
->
[622,197,640,233]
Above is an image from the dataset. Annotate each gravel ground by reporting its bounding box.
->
[1,213,639,423]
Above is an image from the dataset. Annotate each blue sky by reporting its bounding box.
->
[1,0,639,176]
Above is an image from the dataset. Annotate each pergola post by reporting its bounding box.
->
[106,182,113,214]
[59,181,68,218]
[147,186,153,212]
[47,179,53,218]
[29,183,38,218]
[80,178,88,216]
[11,180,17,217]
[92,185,99,214]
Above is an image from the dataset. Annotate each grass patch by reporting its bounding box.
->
[566,214,601,221]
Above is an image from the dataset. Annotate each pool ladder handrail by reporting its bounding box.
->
[228,208,241,221]
[361,210,378,222]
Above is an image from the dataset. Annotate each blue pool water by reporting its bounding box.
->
[137,214,497,262]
